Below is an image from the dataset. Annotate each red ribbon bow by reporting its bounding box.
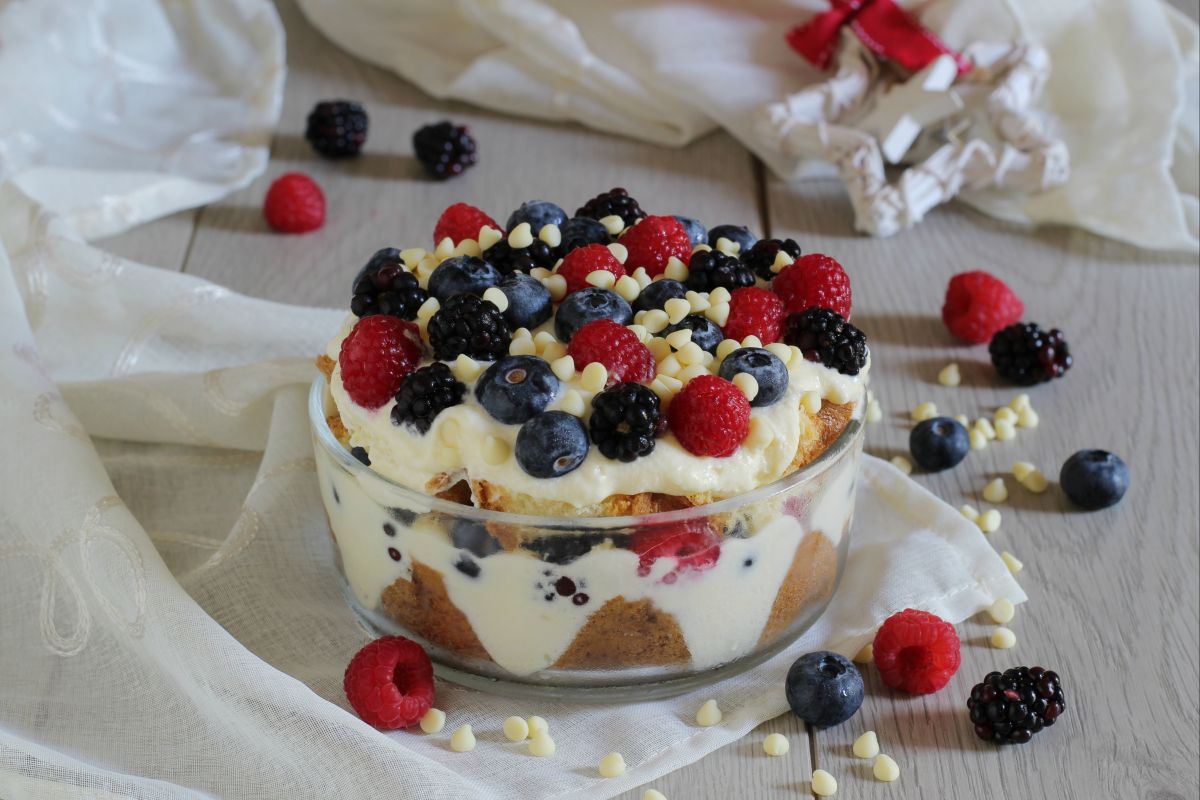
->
[786,0,971,75]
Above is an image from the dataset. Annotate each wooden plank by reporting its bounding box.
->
[95,209,198,271]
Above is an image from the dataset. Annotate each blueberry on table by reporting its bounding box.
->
[427,256,502,302]
[553,287,633,341]
[506,200,567,233]
[515,411,590,478]
[476,356,560,424]
[718,347,789,407]
[785,651,864,728]
[1059,449,1129,509]
[909,417,969,472]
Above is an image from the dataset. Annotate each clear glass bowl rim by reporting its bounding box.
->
[309,374,863,531]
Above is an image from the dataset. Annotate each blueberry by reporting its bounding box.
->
[707,224,757,254]
[1060,449,1129,510]
[351,247,403,291]
[909,417,970,472]
[557,216,611,255]
[451,519,501,558]
[673,215,707,247]
[633,279,688,313]
[554,288,632,341]
[498,272,552,329]
[515,411,590,478]
[506,200,567,233]
[718,347,789,406]
[663,314,723,354]
[785,651,864,728]
[427,256,502,302]
[475,355,560,424]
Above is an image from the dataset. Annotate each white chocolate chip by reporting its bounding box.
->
[911,401,938,422]
[631,267,652,288]
[977,509,1002,534]
[990,626,1017,649]
[890,455,913,475]
[685,290,710,313]
[989,597,1016,624]
[512,327,532,341]
[606,242,628,264]
[865,399,882,424]
[559,389,585,417]
[509,337,536,357]
[419,708,445,734]
[450,724,476,753]
[994,406,1018,425]
[580,362,608,392]
[960,504,980,522]
[954,414,970,427]
[533,330,558,350]
[677,341,705,367]
[812,769,838,796]
[691,243,712,254]
[714,236,740,255]
[455,238,482,258]
[664,297,691,325]
[663,256,689,282]
[482,286,509,312]
[732,372,759,401]
[665,328,693,349]
[649,378,673,402]
[646,337,672,361]
[644,791,668,800]
[762,733,790,756]
[873,754,900,782]
[550,355,576,382]
[543,274,567,302]
[614,275,641,302]
[746,417,772,448]
[434,236,456,261]
[995,419,1016,441]
[1000,550,1023,574]
[529,267,551,281]
[801,391,822,415]
[478,225,504,251]
[527,716,549,737]
[657,354,682,378]
[704,302,730,327]
[1017,406,1039,428]
[716,338,740,360]
[1021,469,1049,493]
[503,716,530,742]
[852,643,874,664]
[417,296,441,321]
[677,364,708,384]
[439,418,461,448]
[827,383,850,405]
[983,478,1009,504]
[975,418,997,440]
[585,269,616,289]
[528,733,556,757]
[1009,393,1031,412]
[597,752,626,778]
[740,335,762,349]
[599,214,625,236]
[969,429,989,451]
[625,324,649,343]
[1012,461,1036,482]
[399,247,427,265]
[707,286,731,304]
[937,363,961,386]
[658,374,683,393]
[538,223,561,249]
[696,699,722,727]
[765,342,792,364]
[642,309,670,334]
[852,730,880,759]
[506,222,534,249]
[482,436,510,465]
[771,250,795,273]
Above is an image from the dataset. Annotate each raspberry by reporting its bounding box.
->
[723,287,785,344]
[942,271,1024,344]
[343,636,435,729]
[873,609,962,695]
[630,520,721,580]
[263,173,325,233]
[556,244,626,295]
[619,215,692,277]
[413,121,477,180]
[432,202,499,246]
[772,254,852,318]
[305,100,368,158]
[567,319,654,386]
[667,374,750,457]
[338,315,422,409]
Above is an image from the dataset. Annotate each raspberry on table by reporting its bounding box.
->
[589,383,664,461]
[667,374,751,457]
[433,202,499,246]
[351,248,428,320]
[568,320,655,386]
[305,100,368,158]
[391,362,465,434]
[989,322,1072,384]
[338,315,423,409]
[619,215,693,277]
[740,238,801,281]
[427,293,511,361]
[723,286,785,344]
[556,244,627,295]
[343,636,435,729]
[575,187,646,227]
[968,666,1066,744]
[942,271,1024,344]
[772,254,852,318]
[262,173,325,233]
[873,608,962,695]
[784,307,868,375]
[685,250,755,293]
[413,121,478,180]
[629,520,721,579]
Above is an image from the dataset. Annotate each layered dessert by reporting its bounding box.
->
[312,191,869,688]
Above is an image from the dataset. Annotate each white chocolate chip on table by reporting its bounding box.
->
[528,732,556,757]
[450,724,476,753]
[989,597,1016,624]
[873,753,900,782]
[643,790,668,800]
[853,643,874,664]
[977,509,1002,534]
[937,362,961,386]
[890,455,913,475]
[598,752,626,778]
[983,477,1008,503]
[991,626,1017,649]
[419,708,445,734]
[911,401,937,421]
[696,699,722,727]
[853,730,880,759]
[812,769,838,796]
[526,716,549,737]
[762,732,789,756]
[503,715,529,742]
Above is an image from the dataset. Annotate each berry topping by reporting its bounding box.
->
[554,288,633,341]
[262,173,325,233]
[667,375,751,457]
[707,224,758,254]
[784,308,868,375]
[633,278,688,313]
[427,256,502,302]
[740,237,801,281]
[482,239,556,275]
[351,248,428,320]
[968,666,1066,744]
[673,215,708,247]
[772,253,852,318]
[589,383,664,461]
[305,100,368,158]
[433,202,500,246]
[556,216,611,255]
[785,651,865,728]
[506,200,567,233]
[391,362,465,434]
[427,293,511,361]
[576,187,646,227]
[497,272,553,329]
[567,320,655,386]
[1060,449,1129,510]
[619,214,693,277]
[476,355,560,424]
[630,520,721,579]
[685,250,755,293]
[942,271,1024,344]
[413,120,477,180]
[343,636,435,729]
[338,315,422,409]
[873,608,962,695]
[909,417,970,472]
[662,314,724,354]
[718,347,789,407]
[989,323,1072,384]
[515,411,590,478]
[723,286,785,344]
[556,244,627,295]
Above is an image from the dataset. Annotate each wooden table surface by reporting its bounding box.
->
[103,2,1200,798]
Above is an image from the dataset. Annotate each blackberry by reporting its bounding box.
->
[391,362,466,434]
[742,238,802,282]
[427,293,511,361]
[784,308,868,376]
[305,100,368,158]
[988,323,1072,385]
[482,239,556,275]
[524,531,631,564]
[685,249,755,293]
[350,248,428,320]
[589,383,663,462]
[968,666,1066,745]
[412,121,478,180]
[575,187,646,228]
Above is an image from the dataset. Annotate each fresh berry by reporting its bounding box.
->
[942,271,1024,344]
[263,173,325,233]
[391,362,465,434]
[412,120,477,179]
[909,417,970,472]
[427,256,502,302]
[718,347,789,407]
[556,216,611,255]
[554,288,633,341]
[968,666,1066,744]
[589,383,663,461]
[451,519,501,558]
[514,411,589,478]
[475,355,561,424]
[351,446,370,466]
[873,608,962,695]
[351,248,428,320]
[338,316,422,409]
[1060,449,1129,510]
[343,636,434,729]
[633,278,688,313]
[662,314,723,354]
[773,254,852,318]
[432,202,500,246]
[427,293,511,361]
[506,200,567,233]
[497,272,552,329]
[568,320,655,386]
[629,520,721,579]
[707,224,758,254]
[673,215,707,247]
[619,214,692,277]
[667,375,751,457]
[576,187,646,227]
[785,651,865,728]
[723,286,785,344]
[685,249,755,293]
[989,323,1072,384]
[741,238,802,281]
[482,239,556,275]
[305,100,368,158]
[524,531,630,565]
[556,244,626,295]
[784,308,868,375]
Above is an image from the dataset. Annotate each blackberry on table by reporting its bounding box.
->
[483,239,556,275]
[391,362,466,434]
[968,666,1066,744]
[413,121,478,180]
[589,383,663,462]
[575,187,646,227]
[742,238,802,281]
[685,249,755,293]
[305,100,368,158]
[351,248,428,320]
[989,322,1072,385]
[427,293,511,361]
[784,307,868,376]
